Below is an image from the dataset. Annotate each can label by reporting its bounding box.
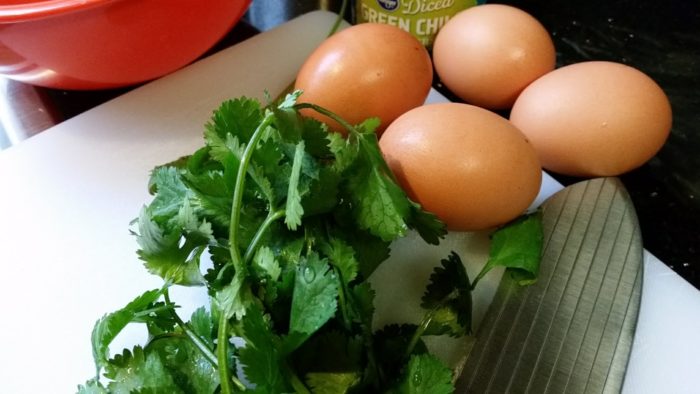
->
[356,0,480,47]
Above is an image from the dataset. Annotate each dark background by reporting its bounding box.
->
[1,0,697,289]
[493,0,700,289]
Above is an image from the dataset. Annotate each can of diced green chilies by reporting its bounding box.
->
[355,0,483,47]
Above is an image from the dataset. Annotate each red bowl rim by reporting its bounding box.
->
[0,0,116,23]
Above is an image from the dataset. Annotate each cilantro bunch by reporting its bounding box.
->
[77,92,542,394]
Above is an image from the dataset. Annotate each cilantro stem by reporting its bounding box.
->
[405,309,436,359]
[332,266,352,330]
[294,103,358,135]
[244,209,286,264]
[230,111,275,267]
[182,324,220,367]
[470,269,487,291]
[147,332,187,343]
[288,367,311,394]
[132,304,174,320]
[217,317,235,394]
[360,313,386,389]
[163,289,219,368]
[218,111,275,394]
[328,0,349,38]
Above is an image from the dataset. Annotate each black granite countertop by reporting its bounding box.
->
[1,0,697,289]
[494,0,700,288]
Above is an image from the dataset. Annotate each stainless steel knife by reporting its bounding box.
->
[455,177,643,393]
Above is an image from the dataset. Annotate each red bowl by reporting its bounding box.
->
[0,0,252,89]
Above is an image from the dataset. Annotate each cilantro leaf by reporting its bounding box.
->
[354,117,381,135]
[302,166,341,216]
[421,252,472,337]
[76,379,108,394]
[392,354,454,394]
[203,243,234,291]
[407,201,447,246]
[182,168,232,231]
[327,132,358,173]
[146,335,219,394]
[142,299,177,336]
[134,201,210,286]
[274,90,325,147]
[349,282,375,325]
[285,140,306,230]
[273,94,303,143]
[186,146,219,174]
[343,230,391,280]
[300,117,333,158]
[250,137,283,204]
[91,289,165,371]
[205,126,245,167]
[306,372,361,394]
[278,90,303,109]
[321,237,359,284]
[373,324,427,383]
[291,330,364,393]
[205,129,278,212]
[472,211,544,288]
[252,245,282,282]
[104,347,183,394]
[214,270,253,320]
[421,252,469,309]
[238,304,289,393]
[189,307,215,348]
[288,253,339,349]
[133,210,182,274]
[247,161,277,207]
[146,167,191,225]
[205,97,264,145]
[374,324,425,358]
[345,133,411,241]
[293,330,363,373]
[234,203,269,251]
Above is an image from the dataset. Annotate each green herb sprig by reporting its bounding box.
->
[77,91,542,394]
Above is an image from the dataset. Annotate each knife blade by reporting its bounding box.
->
[455,177,643,393]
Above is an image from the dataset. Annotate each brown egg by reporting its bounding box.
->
[510,61,673,177]
[295,23,432,135]
[379,102,542,231]
[432,4,555,109]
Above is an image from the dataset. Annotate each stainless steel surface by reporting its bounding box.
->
[457,177,643,393]
[0,78,57,150]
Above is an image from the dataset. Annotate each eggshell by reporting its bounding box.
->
[432,4,555,109]
[379,102,542,231]
[510,61,673,177]
[295,23,433,134]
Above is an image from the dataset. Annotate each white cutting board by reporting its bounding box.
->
[0,11,698,394]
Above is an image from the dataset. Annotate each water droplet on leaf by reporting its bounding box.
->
[303,266,316,283]
[412,371,422,385]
